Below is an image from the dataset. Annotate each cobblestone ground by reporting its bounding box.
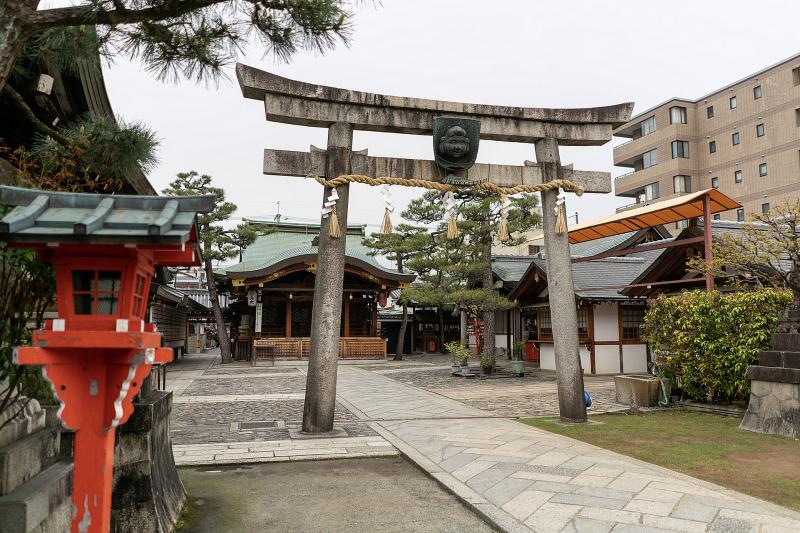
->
[167,352,382,460]
[362,354,626,418]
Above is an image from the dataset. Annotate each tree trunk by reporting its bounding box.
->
[437,307,445,353]
[303,122,352,434]
[394,257,405,360]
[204,258,232,363]
[0,0,38,92]
[395,303,407,361]
[482,233,496,364]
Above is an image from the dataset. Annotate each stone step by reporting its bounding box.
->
[760,350,800,368]
[748,365,800,384]
[0,461,73,533]
[770,332,800,352]
[0,428,60,496]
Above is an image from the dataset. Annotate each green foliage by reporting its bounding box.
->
[11,26,104,84]
[32,114,159,182]
[643,289,792,403]
[513,339,526,360]
[0,247,56,426]
[444,340,471,365]
[162,171,259,261]
[398,190,541,316]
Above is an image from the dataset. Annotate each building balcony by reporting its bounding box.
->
[614,159,697,197]
[613,123,696,167]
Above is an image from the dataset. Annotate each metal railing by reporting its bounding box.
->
[614,170,636,181]
[613,138,635,150]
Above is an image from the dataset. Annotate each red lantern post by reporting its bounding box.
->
[1,187,214,533]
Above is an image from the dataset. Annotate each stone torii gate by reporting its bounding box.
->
[237,64,633,427]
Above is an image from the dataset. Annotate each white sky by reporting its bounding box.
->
[98,0,800,230]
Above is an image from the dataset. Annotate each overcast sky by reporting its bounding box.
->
[98,0,799,231]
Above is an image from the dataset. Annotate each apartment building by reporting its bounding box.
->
[613,53,800,229]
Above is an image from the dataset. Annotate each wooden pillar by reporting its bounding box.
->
[460,310,468,347]
[344,296,350,337]
[536,137,587,423]
[285,298,292,337]
[703,194,715,293]
[371,298,378,337]
[303,122,352,433]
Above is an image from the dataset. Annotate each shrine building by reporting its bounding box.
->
[224,220,415,360]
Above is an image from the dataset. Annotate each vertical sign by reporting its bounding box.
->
[254,302,262,333]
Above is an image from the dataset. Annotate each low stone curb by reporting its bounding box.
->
[173,437,399,466]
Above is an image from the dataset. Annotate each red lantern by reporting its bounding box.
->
[1,187,214,533]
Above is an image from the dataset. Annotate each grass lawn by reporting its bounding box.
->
[520,410,800,511]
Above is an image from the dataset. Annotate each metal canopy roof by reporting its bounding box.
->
[0,186,215,245]
[568,189,742,244]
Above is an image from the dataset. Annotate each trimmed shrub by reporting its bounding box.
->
[643,289,791,403]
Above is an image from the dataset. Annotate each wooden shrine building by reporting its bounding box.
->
[224,220,415,360]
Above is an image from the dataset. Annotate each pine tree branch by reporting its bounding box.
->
[1,84,71,146]
[26,0,288,31]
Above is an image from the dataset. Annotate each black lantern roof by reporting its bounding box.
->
[0,186,215,245]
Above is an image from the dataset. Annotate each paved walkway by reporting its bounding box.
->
[336,366,800,533]
[167,351,398,464]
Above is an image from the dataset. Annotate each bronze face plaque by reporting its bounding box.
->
[433,116,481,183]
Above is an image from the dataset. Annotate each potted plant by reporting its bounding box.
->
[445,341,472,375]
[512,340,526,376]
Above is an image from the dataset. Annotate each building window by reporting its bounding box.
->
[759,162,768,176]
[642,149,657,169]
[737,208,745,222]
[72,270,121,315]
[711,176,719,189]
[730,96,737,109]
[796,108,800,127]
[709,140,716,153]
[538,309,552,341]
[713,213,721,220]
[707,106,714,118]
[528,245,541,255]
[762,203,770,214]
[640,116,656,136]
[636,182,660,204]
[621,306,646,341]
[676,219,689,230]
[753,85,762,99]
[756,123,765,137]
[576,307,590,342]
[735,170,743,183]
[673,175,692,193]
[793,66,800,86]
[669,106,687,124]
[732,132,740,145]
[671,140,689,159]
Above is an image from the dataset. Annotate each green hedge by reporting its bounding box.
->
[643,289,791,403]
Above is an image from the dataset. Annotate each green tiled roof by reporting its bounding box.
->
[224,221,412,282]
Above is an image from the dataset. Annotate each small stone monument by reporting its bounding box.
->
[740,303,800,437]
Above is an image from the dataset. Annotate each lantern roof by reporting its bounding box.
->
[0,186,215,246]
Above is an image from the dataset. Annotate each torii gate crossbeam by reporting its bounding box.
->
[237,63,633,426]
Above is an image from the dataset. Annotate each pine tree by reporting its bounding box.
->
[362,223,428,360]
[1,0,358,92]
[400,190,541,366]
[162,171,259,363]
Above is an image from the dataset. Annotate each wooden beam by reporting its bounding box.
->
[571,236,705,263]
[263,149,612,194]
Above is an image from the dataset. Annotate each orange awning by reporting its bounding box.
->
[568,189,742,244]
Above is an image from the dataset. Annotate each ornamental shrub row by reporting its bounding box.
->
[642,288,791,403]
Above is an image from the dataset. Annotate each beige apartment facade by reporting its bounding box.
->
[614,53,800,228]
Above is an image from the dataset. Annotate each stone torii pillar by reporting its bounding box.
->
[237,64,632,426]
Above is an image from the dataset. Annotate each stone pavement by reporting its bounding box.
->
[167,351,398,464]
[336,366,800,533]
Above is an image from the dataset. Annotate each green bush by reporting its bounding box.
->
[643,289,791,403]
[444,341,471,365]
